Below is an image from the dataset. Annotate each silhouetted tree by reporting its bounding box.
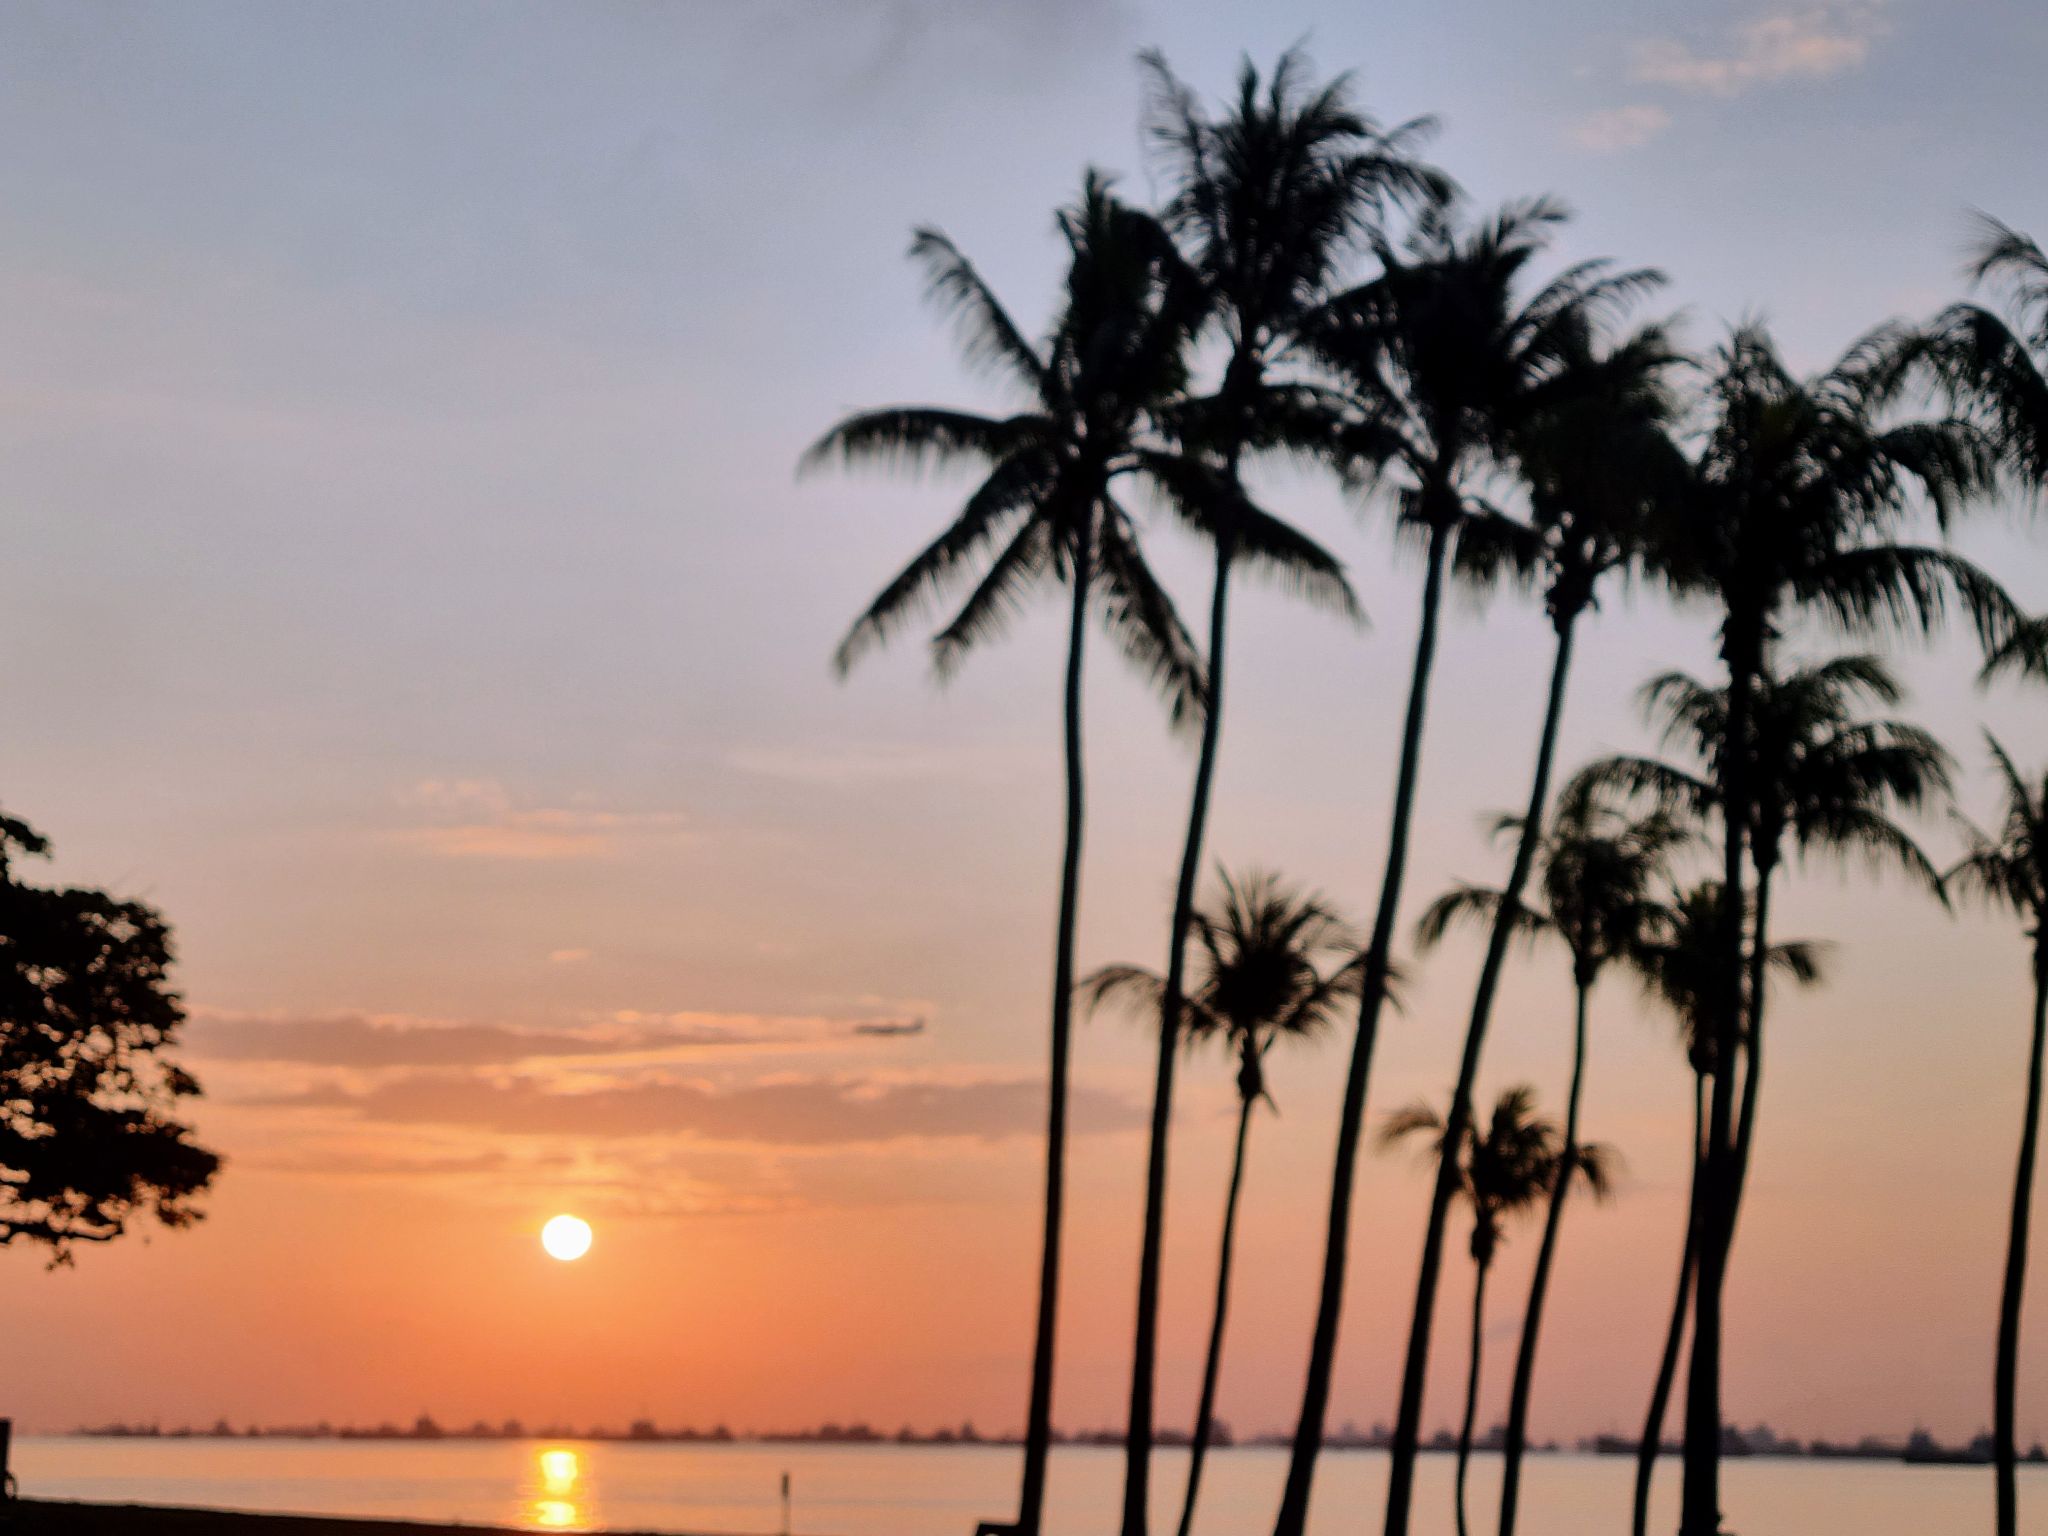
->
[1648,325,2010,1535]
[1418,782,1687,1536]
[802,174,1207,1536]
[1299,197,1673,1536]
[1112,47,1433,1533]
[1380,1086,1610,1536]
[1946,736,2048,1536]
[1374,302,1680,1536]
[1267,196,1634,1536]
[1624,880,1824,1536]
[1081,869,1363,1536]
[1586,654,1950,1254]
[0,812,218,1261]
[1923,219,2048,562]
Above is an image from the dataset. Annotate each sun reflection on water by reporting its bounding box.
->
[528,1446,587,1530]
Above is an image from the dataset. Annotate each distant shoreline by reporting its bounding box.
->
[46,1426,2048,1468]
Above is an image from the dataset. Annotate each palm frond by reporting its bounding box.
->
[909,227,1049,393]
[1092,502,1208,732]
[928,517,1056,680]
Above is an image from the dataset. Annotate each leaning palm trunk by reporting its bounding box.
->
[1174,1053,1257,1536]
[1272,519,1453,1536]
[1497,976,1592,1536]
[1014,548,1094,1536]
[1681,645,1757,1536]
[1995,942,2048,1536]
[1385,614,1580,1536]
[1725,861,1775,1257]
[1633,1075,1705,1536]
[1123,536,1235,1536]
[1455,1259,1491,1536]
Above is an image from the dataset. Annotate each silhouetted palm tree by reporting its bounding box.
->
[1587,654,1950,1253]
[1380,1087,1611,1536]
[1269,197,1664,1536]
[1648,325,2010,1535]
[1080,869,1364,1536]
[1624,880,1824,1536]
[1111,49,1440,1535]
[1946,736,2048,1536]
[1369,299,1681,1536]
[1923,220,2048,598]
[1417,781,1688,1536]
[802,175,1208,1536]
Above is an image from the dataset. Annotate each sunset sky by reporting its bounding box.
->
[8,0,2048,1450]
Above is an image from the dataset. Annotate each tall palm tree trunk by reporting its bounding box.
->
[1015,548,1094,1536]
[1634,1075,1705,1536]
[1724,861,1775,1258]
[1122,537,1235,1536]
[1385,614,1580,1536]
[1455,1257,1491,1536]
[1681,647,1756,1536]
[1272,519,1454,1536]
[1994,942,2048,1536]
[1497,975,1591,1536]
[1175,1067,1257,1536]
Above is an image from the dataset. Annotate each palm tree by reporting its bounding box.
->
[1370,297,1681,1536]
[1945,736,2048,1536]
[1416,782,1688,1536]
[1080,869,1364,1536]
[1111,51,1442,1536]
[1587,654,1951,1251]
[801,176,1208,1536]
[1380,1087,1612,1536]
[1269,196,1668,1536]
[1923,219,2048,584]
[1648,325,2011,1535]
[1624,880,1825,1536]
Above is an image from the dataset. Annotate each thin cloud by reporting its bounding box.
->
[1567,104,1673,153]
[388,778,686,861]
[244,1068,1143,1147]
[727,743,986,787]
[1630,4,1888,96]
[191,1010,804,1068]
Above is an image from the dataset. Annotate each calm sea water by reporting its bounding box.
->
[15,1436,2044,1535]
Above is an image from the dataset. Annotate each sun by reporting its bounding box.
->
[540,1214,593,1262]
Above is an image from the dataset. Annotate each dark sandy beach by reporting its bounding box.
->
[9,1501,684,1536]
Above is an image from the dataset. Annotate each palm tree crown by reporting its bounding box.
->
[1948,736,2048,933]
[1587,654,1953,887]
[804,172,1208,713]
[1312,198,1667,571]
[1630,880,1826,1074]
[1381,1085,1613,1263]
[1417,782,1688,989]
[1656,325,2012,667]
[1082,867,1362,1096]
[1925,216,2048,517]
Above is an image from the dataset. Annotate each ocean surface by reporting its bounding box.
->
[16,1436,2046,1535]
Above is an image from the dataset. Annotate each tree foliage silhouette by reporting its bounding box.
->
[1623,878,1824,1536]
[1380,1085,1611,1536]
[1302,194,1673,1536]
[1946,736,2048,1536]
[0,812,218,1262]
[1419,780,1687,1536]
[803,172,1208,1536]
[1109,47,1425,1535]
[1081,868,1363,1536]
[1644,324,2010,1536]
